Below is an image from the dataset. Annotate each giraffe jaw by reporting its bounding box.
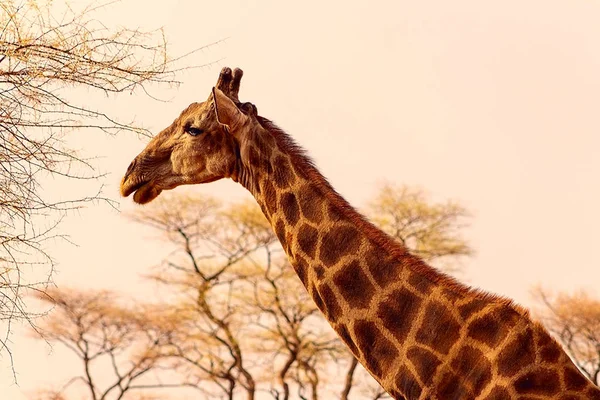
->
[120,178,162,204]
[132,183,162,204]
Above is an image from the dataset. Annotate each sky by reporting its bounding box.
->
[2,0,600,398]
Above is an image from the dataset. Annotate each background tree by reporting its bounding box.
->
[533,287,600,386]
[0,0,216,362]
[244,257,343,400]
[126,184,472,399]
[365,183,472,272]
[335,183,473,399]
[33,184,473,398]
[31,287,189,400]
[129,194,279,400]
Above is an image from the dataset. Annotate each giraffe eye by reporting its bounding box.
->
[185,126,204,136]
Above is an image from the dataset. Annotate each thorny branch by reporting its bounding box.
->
[0,0,222,373]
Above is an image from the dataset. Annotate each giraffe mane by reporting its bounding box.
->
[256,116,526,315]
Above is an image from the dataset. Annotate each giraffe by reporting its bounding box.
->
[120,67,600,399]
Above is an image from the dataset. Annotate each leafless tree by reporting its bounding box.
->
[365,183,472,272]
[122,185,473,399]
[31,287,193,400]
[533,287,600,386]
[129,194,279,400]
[0,0,219,367]
[245,258,343,400]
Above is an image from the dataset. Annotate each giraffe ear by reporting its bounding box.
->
[212,87,246,131]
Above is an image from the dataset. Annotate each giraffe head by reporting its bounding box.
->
[120,67,259,204]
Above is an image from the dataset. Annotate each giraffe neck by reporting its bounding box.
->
[234,118,450,387]
[233,118,600,399]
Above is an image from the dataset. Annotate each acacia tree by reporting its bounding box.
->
[533,288,600,386]
[365,183,472,272]
[0,0,217,362]
[245,258,343,400]
[34,186,472,398]
[333,183,473,399]
[31,288,190,400]
[124,184,472,400]
[128,194,279,400]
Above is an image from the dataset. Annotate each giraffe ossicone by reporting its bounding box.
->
[121,67,600,399]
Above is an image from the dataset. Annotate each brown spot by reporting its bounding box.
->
[273,155,295,188]
[326,202,342,222]
[318,283,342,322]
[275,219,286,245]
[297,224,318,259]
[564,365,589,391]
[314,265,326,279]
[415,301,461,355]
[497,327,535,377]
[467,307,520,347]
[280,192,300,226]
[312,288,325,313]
[394,365,422,399]
[435,371,467,399]
[292,256,309,286]
[482,386,511,400]
[261,179,278,216]
[468,315,500,347]
[407,347,441,386]
[336,323,359,355]
[540,343,561,363]
[537,329,562,363]
[353,320,398,377]
[586,387,600,400]
[319,225,360,267]
[297,185,323,223]
[458,298,489,321]
[408,272,435,295]
[377,287,422,343]
[513,368,559,395]
[365,245,400,288]
[451,346,492,396]
[536,327,554,347]
[333,260,376,310]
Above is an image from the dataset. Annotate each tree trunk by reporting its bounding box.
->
[340,356,359,400]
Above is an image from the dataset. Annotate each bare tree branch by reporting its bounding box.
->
[533,287,600,386]
[0,0,221,372]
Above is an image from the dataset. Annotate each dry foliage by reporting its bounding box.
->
[0,0,218,367]
[32,287,192,400]
[366,183,472,271]
[533,287,600,385]
[33,185,472,398]
[129,193,279,400]
[121,186,472,399]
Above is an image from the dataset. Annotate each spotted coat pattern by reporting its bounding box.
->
[235,117,600,400]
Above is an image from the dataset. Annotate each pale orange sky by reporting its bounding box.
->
[3,0,600,398]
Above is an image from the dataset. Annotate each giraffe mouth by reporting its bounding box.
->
[120,178,148,198]
[120,178,163,204]
[132,183,162,204]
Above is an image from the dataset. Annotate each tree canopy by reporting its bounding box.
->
[34,185,473,399]
[0,0,216,364]
[533,287,600,385]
